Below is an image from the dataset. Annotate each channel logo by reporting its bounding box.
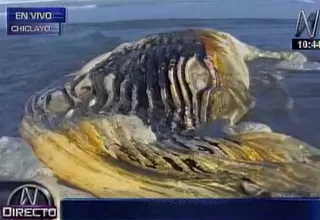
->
[1,182,57,219]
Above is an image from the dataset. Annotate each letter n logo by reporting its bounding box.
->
[295,10,320,39]
[20,187,38,205]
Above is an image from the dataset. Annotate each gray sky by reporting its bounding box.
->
[0,0,320,22]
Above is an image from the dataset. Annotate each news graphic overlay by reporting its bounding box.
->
[6,7,66,35]
[292,10,320,50]
[60,198,320,220]
[0,181,57,219]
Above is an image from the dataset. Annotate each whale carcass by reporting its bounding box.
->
[20,28,320,198]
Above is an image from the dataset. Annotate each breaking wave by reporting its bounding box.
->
[215,31,320,71]
[294,0,316,3]
[254,49,320,71]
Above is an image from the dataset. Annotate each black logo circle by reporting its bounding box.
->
[7,184,54,206]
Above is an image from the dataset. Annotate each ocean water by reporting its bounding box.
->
[0,1,320,198]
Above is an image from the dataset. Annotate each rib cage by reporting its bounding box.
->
[55,29,249,133]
